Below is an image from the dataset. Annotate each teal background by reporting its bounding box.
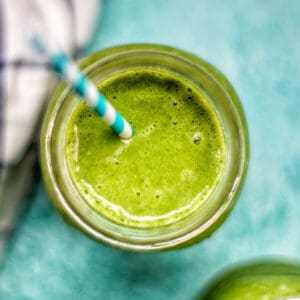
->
[1,0,300,299]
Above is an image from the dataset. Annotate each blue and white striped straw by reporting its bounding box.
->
[32,38,133,139]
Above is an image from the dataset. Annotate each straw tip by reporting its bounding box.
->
[119,123,134,139]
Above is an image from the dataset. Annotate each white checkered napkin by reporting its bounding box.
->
[0,0,101,257]
[0,0,100,166]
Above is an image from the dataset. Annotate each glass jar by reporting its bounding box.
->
[40,44,249,251]
[199,259,300,299]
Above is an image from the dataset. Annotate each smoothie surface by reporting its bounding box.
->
[65,68,225,227]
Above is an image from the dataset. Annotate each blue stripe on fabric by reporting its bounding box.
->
[111,112,124,135]
[74,74,88,97]
[50,53,68,75]
[94,93,106,116]
[0,59,48,69]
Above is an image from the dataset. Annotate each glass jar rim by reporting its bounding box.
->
[40,44,249,251]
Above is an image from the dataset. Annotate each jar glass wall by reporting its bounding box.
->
[40,44,248,251]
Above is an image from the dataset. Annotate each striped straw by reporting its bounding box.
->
[32,38,133,139]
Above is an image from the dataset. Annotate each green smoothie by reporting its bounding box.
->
[203,274,300,300]
[200,262,300,300]
[65,68,225,228]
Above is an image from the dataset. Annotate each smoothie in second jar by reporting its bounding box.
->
[200,261,300,300]
[65,68,225,228]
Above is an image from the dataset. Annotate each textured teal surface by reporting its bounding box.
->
[1,0,300,299]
